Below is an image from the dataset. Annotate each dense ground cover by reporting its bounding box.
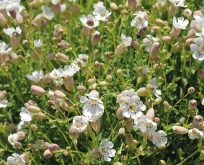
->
[0,0,204,164]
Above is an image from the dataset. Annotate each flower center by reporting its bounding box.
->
[89,99,97,106]
[87,18,94,26]
[128,103,138,111]
[199,45,204,53]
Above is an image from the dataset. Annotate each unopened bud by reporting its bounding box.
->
[188,87,195,94]
[43,149,53,159]
[27,105,41,113]
[136,87,147,97]
[192,115,203,129]
[116,108,123,120]
[48,143,59,151]
[91,31,100,45]
[20,153,29,163]
[159,160,167,165]
[183,8,192,18]
[91,149,101,158]
[55,53,69,62]
[32,112,46,120]
[146,108,155,121]
[110,3,118,11]
[69,126,79,138]
[0,90,7,100]
[64,77,74,91]
[77,85,86,94]
[31,85,45,96]
[116,69,123,79]
[115,44,126,55]
[188,99,197,110]
[173,126,188,135]
[187,29,196,38]
[155,97,162,105]
[161,36,171,42]
[0,13,7,25]
[106,75,112,81]
[54,90,66,99]
[163,101,170,110]
[124,118,134,132]
[90,119,101,133]
[16,131,26,141]
[154,117,160,123]
[155,19,168,26]
[118,128,126,136]
[131,40,139,49]
[128,0,137,10]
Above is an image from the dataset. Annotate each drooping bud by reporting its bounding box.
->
[188,99,197,110]
[64,77,74,91]
[91,31,100,45]
[192,115,203,129]
[172,126,188,135]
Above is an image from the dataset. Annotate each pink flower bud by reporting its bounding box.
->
[54,90,66,99]
[43,149,53,159]
[69,126,79,138]
[10,36,19,50]
[90,119,101,133]
[31,85,45,96]
[188,99,197,110]
[173,126,188,135]
[15,13,23,24]
[192,115,203,129]
[146,108,155,121]
[48,143,59,151]
[27,105,41,113]
[91,31,100,45]
[16,131,26,141]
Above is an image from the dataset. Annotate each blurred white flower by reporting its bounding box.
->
[72,116,89,132]
[26,70,44,83]
[169,0,186,7]
[117,89,146,119]
[190,11,204,29]
[151,130,168,147]
[0,98,8,108]
[0,41,12,55]
[143,35,159,53]
[80,90,104,122]
[34,39,43,47]
[3,27,22,37]
[62,63,80,77]
[121,33,132,47]
[188,128,204,140]
[93,2,111,21]
[190,37,204,61]
[134,115,157,134]
[51,0,60,5]
[173,17,189,30]
[7,153,25,165]
[202,98,204,105]
[8,133,18,146]
[50,68,64,79]
[131,11,148,31]
[99,139,116,162]
[42,6,54,20]
[20,107,32,122]
[74,54,88,67]
[149,78,161,98]
[80,15,99,29]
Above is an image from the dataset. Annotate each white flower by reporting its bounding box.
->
[143,35,159,53]
[188,128,204,140]
[149,78,161,98]
[131,11,148,31]
[34,39,43,47]
[80,90,104,122]
[20,107,32,122]
[99,139,116,162]
[42,6,54,20]
[173,17,189,30]
[50,68,64,79]
[62,63,80,77]
[151,130,167,147]
[80,15,99,29]
[190,37,204,61]
[7,153,25,165]
[202,98,204,105]
[51,0,60,5]
[134,115,157,134]
[93,2,111,21]
[169,0,186,7]
[72,116,89,132]
[121,33,132,47]
[117,89,146,119]
[3,27,22,37]
[190,11,204,29]
[26,70,43,83]
[74,54,88,67]
[8,133,18,146]
[0,41,12,55]
[0,98,8,108]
